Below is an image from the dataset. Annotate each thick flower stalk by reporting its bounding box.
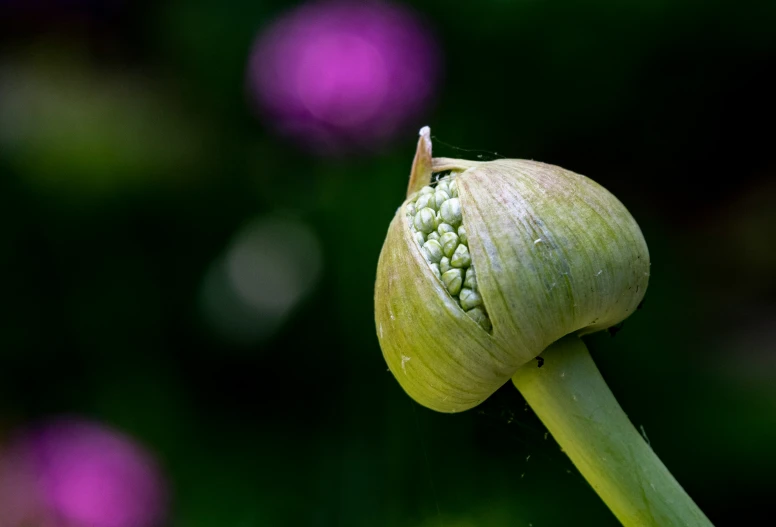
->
[374,127,713,526]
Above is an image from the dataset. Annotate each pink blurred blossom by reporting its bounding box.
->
[0,418,167,527]
[248,1,441,153]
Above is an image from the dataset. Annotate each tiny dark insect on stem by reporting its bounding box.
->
[536,356,544,368]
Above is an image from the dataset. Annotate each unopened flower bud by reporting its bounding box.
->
[440,198,462,227]
[423,239,443,263]
[450,244,471,268]
[441,268,463,296]
[375,127,649,412]
[440,232,460,259]
[438,223,455,236]
[414,208,437,234]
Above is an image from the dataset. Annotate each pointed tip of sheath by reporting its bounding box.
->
[407,126,433,198]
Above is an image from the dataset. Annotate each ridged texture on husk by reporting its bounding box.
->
[375,158,649,413]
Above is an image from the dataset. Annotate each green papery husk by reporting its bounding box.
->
[459,159,650,358]
[375,207,517,413]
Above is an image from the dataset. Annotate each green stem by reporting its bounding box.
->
[512,335,713,527]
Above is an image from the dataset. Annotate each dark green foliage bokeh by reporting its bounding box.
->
[1,1,775,525]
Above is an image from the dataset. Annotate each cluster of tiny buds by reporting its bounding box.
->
[406,173,492,332]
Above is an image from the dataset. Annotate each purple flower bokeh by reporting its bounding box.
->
[248,1,441,153]
[0,418,167,527]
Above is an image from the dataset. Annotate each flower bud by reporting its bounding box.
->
[449,180,459,197]
[465,306,491,332]
[437,223,455,236]
[439,232,460,258]
[441,268,463,295]
[439,198,462,227]
[459,288,483,310]
[433,190,451,209]
[439,257,451,274]
[457,225,468,244]
[375,128,649,412]
[416,193,435,211]
[450,244,471,268]
[423,239,444,263]
[463,266,477,289]
[414,208,437,234]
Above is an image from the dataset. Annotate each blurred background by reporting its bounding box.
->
[1,0,775,526]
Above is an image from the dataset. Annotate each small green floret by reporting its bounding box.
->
[450,245,471,268]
